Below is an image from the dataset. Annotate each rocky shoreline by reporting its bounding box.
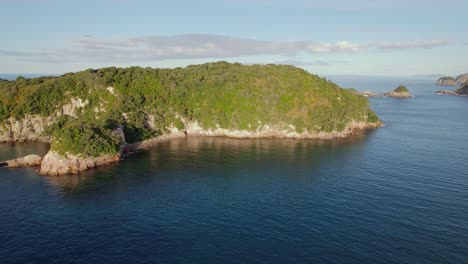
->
[0,154,42,168]
[434,90,467,96]
[1,121,383,175]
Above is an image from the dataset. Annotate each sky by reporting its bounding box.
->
[0,0,467,76]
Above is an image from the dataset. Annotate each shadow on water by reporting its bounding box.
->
[42,129,379,197]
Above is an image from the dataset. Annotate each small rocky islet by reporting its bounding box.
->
[347,86,413,98]
[384,85,413,98]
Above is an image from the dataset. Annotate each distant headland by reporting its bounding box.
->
[435,73,468,96]
[436,73,468,86]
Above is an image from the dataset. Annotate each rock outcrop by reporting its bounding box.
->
[39,151,121,175]
[384,85,412,98]
[0,154,42,168]
[0,115,55,143]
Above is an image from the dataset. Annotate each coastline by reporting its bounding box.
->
[1,120,383,175]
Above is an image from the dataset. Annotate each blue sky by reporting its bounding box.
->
[1,0,467,75]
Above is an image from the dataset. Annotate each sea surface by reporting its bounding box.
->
[1,76,467,264]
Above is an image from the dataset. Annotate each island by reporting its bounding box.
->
[0,62,382,175]
[435,81,468,96]
[384,85,412,98]
[436,73,468,86]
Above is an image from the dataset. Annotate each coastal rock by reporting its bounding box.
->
[183,120,383,140]
[38,120,384,175]
[435,90,458,96]
[0,154,42,168]
[384,85,412,98]
[436,76,458,86]
[0,115,55,143]
[39,151,121,175]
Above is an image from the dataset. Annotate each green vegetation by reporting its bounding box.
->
[0,62,380,157]
[393,85,409,93]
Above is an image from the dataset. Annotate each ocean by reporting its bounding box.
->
[1,76,467,263]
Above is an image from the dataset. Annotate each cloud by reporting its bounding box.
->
[0,34,450,63]
[71,34,363,61]
[372,39,449,51]
[275,59,349,67]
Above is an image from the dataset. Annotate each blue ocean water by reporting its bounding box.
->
[0,77,467,264]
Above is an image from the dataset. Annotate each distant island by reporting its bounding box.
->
[436,73,468,86]
[384,85,412,98]
[0,62,381,175]
[435,81,468,96]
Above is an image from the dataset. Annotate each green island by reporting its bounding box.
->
[0,62,381,174]
[384,85,412,98]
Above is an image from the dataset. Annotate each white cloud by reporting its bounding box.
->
[372,40,449,51]
[0,34,450,63]
[276,59,349,67]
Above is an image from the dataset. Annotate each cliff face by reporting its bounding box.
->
[0,115,55,143]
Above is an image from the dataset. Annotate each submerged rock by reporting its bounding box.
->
[358,90,381,97]
[0,154,42,168]
[384,85,412,98]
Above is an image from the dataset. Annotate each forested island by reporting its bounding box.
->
[384,85,412,98]
[0,62,381,175]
